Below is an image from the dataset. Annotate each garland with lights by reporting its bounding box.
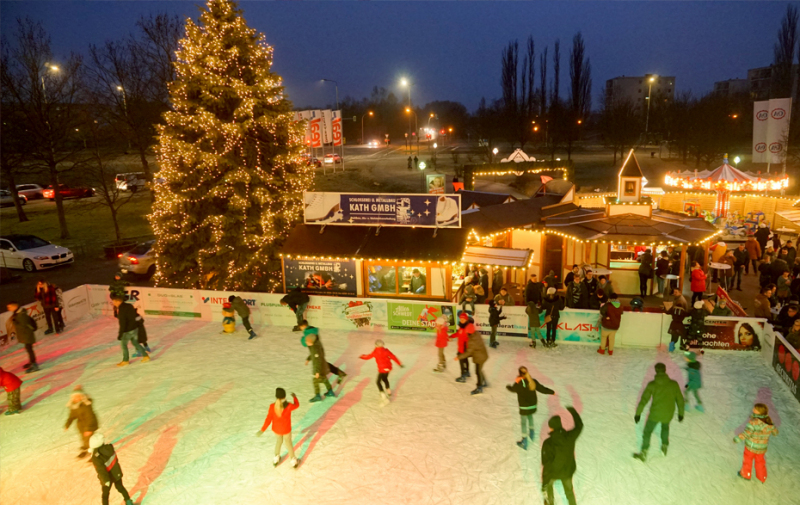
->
[149,0,311,291]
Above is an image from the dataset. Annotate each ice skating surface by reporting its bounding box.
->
[1,316,799,505]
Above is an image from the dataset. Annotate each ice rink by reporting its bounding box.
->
[1,314,799,505]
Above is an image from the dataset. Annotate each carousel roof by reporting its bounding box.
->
[665,157,789,192]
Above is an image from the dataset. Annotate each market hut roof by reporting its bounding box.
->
[456,190,517,210]
[619,150,644,178]
[461,245,533,268]
[280,224,470,263]
[462,194,566,236]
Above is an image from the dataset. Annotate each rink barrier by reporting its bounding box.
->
[0,285,770,353]
[0,285,90,350]
[771,332,800,406]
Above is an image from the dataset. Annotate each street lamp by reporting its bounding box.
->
[492,147,499,162]
[40,63,60,101]
[734,156,741,165]
[361,111,373,145]
[321,78,339,109]
[645,75,657,139]
[405,107,419,155]
[116,85,128,113]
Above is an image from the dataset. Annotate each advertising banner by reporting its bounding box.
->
[472,304,528,337]
[556,309,602,344]
[387,301,456,332]
[308,110,322,148]
[283,258,357,297]
[298,110,312,147]
[321,109,333,145]
[771,332,800,406]
[303,192,461,228]
[660,315,765,351]
[426,173,446,194]
[332,110,343,147]
[61,285,90,325]
[753,101,768,163]
[318,298,388,331]
[767,98,792,164]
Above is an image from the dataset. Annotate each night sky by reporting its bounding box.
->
[0,1,792,110]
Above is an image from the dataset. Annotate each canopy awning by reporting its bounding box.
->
[461,245,533,268]
[776,210,800,228]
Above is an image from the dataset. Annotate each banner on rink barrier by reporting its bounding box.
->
[556,309,602,343]
[660,315,766,351]
[771,332,800,405]
[387,301,456,332]
[0,285,89,350]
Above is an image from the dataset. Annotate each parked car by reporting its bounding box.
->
[306,157,322,167]
[115,172,147,192]
[42,184,94,200]
[323,154,342,164]
[16,184,44,200]
[0,234,74,272]
[118,240,156,278]
[0,190,27,208]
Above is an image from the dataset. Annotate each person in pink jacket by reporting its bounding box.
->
[690,261,707,305]
[360,340,404,402]
[257,387,300,468]
[0,367,23,415]
[434,316,449,373]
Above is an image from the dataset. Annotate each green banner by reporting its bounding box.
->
[387,302,456,332]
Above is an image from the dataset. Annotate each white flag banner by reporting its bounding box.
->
[767,98,791,164]
[332,110,343,147]
[307,110,322,148]
[752,101,768,163]
[321,109,333,145]
[296,111,310,146]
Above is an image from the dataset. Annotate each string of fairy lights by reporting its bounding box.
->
[149,0,312,292]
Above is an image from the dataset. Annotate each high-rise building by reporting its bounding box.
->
[604,74,676,110]
[713,78,749,97]
[746,64,798,101]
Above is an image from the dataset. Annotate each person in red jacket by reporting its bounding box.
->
[34,278,65,334]
[257,387,300,468]
[690,261,707,305]
[360,339,403,402]
[451,311,475,381]
[434,316,450,373]
[0,367,23,415]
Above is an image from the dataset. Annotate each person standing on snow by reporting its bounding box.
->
[257,388,300,468]
[541,288,564,348]
[111,295,149,367]
[488,299,506,349]
[734,403,779,483]
[683,352,704,413]
[34,278,64,335]
[598,293,623,356]
[360,340,404,402]
[433,316,450,372]
[89,433,134,505]
[228,295,257,339]
[5,301,39,373]
[506,366,554,450]
[452,311,475,380]
[633,362,685,462]
[541,406,583,505]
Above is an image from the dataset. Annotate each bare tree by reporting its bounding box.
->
[500,36,537,148]
[538,45,548,117]
[772,4,798,99]
[567,32,592,160]
[0,103,29,222]
[0,18,85,239]
[135,12,183,104]
[599,96,640,164]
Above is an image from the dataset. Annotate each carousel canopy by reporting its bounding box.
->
[665,156,788,192]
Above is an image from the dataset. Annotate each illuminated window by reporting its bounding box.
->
[624,181,637,195]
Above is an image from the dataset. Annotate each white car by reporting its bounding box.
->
[0,190,27,207]
[115,173,147,192]
[0,234,74,272]
[368,140,379,148]
[16,184,44,200]
[118,240,156,277]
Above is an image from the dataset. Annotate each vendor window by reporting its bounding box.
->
[399,266,427,295]
[624,181,636,196]
[367,265,397,294]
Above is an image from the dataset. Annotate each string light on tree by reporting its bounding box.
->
[148,0,311,291]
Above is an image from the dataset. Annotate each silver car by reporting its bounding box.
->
[16,184,44,200]
[118,240,156,277]
[0,190,27,207]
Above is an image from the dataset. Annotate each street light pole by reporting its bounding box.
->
[40,63,59,102]
[645,75,656,142]
[361,111,373,145]
[321,78,339,110]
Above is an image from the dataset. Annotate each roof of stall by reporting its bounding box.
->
[280,224,470,263]
[456,190,517,210]
[462,194,568,235]
[461,245,533,268]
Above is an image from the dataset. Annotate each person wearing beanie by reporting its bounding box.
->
[90,433,134,505]
[541,287,564,348]
[257,387,300,468]
[5,301,39,373]
[711,298,733,317]
[598,293,623,356]
[634,363,685,462]
[487,299,506,349]
[64,385,99,458]
[433,316,450,372]
[227,295,256,339]
[360,340,403,403]
[683,352,704,413]
[452,311,475,380]
[687,299,713,352]
[734,403,779,483]
[665,298,688,353]
[111,295,149,367]
[456,318,490,395]
[541,406,583,505]
[0,367,23,415]
[506,366,554,450]
[299,321,342,403]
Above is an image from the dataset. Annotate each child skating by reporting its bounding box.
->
[360,339,403,403]
[488,299,506,349]
[456,322,489,395]
[0,367,23,416]
[434,316,449,372]
[734,403,779,483]
[89,433,135,505]
[506,366,554,450]
[257,388,300,468]
[299,321,347,397]
[452,311,475,381]
[683,352,704,412]
[64,385,99,458]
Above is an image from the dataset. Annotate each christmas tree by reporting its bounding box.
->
[149,0,311,291]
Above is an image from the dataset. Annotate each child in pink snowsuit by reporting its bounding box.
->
[360,340,403,401]
[735,403,779,483]
[434,316,449,372]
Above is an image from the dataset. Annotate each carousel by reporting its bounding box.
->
[664,155,789,220]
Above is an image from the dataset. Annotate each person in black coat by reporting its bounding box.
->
[582,270,599,309]
[566,279,587,309]
[524,274,543,306]
[487,300,506,349]
[507,366,555,450]
[477,269,489,303]
[89,433,134,505]
[541,288,564,348]
[280,288,311,331]
[755,223,770,258]
[111,296,149,366]
[542,406,583,505]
